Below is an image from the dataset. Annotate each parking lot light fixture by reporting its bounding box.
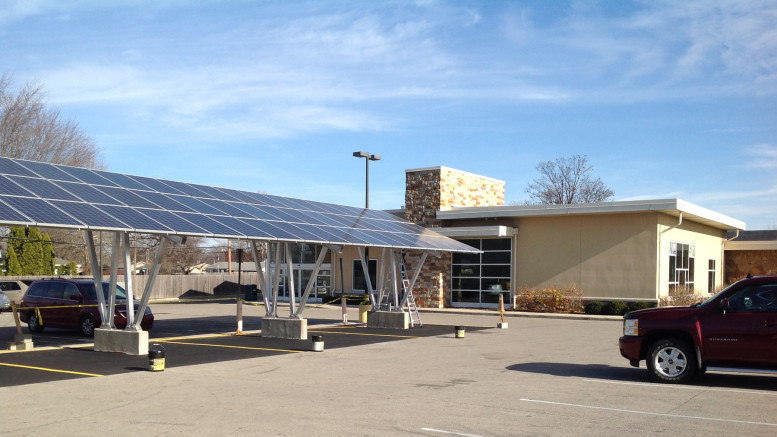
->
[352,151,381,209]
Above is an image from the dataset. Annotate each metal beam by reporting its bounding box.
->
[107,232,121,328]
[122,232,135,329]
[295,246,329,317]
[357,246,376,307]
[285,243,296,315]
[251,241,272,316]
[85,230,108,323]
[270,243,281,317]
[399,251,428,309]
[132,236,167,329]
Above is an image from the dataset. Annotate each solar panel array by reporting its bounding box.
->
[0,157,478,253]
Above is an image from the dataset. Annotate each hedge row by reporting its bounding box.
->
[513,286,585,313]
[584,300,654,315]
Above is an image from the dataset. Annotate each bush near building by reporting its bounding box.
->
[514,285,585,313]
[584,300,656,315]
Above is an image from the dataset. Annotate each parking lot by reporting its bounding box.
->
[1,303,776,436]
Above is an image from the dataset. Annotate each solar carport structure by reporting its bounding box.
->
[0,157,477,354]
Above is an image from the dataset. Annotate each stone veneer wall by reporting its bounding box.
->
[724,250,777,284]
[403,167,505,308]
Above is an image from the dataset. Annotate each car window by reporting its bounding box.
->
[46,282,66,300]
[63,283,81,300]
[728,283,777,313]
[81,283,128,300]
[0,282,21,291]
[26,283,48,297]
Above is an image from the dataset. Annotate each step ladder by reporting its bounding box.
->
[400,253,422,328]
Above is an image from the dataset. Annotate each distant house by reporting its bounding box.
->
[205,261,258,274]
[54,258,82,275]
[186,263,209,274]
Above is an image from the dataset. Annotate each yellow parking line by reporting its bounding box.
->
[0,362,103,377]
[154,339,302,353]
[308,329,420,338]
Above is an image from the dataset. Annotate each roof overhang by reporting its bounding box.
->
[725,240,777,251]
[436,199,745,231]
[432,225,516,238]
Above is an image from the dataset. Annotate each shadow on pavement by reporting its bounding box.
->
[507,361,777,391]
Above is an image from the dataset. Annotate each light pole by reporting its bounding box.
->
[352,151,381,209]
[353,151,380,298]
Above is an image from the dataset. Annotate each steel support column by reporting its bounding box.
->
[84,230,108,323]
[294,245,329,317]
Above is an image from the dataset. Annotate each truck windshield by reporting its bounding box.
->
[698,282,737,307]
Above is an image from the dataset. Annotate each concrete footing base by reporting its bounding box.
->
[497,322,509,329]
[7,333,33,350]
[367,311,409,329]
[94,328,149,355]
[261,317,307,340]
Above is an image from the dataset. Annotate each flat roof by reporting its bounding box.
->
[405,166,505,184]
[436,198,746,231]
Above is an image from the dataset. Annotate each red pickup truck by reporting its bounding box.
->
[619,275,777,383]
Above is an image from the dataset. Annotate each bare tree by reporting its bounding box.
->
[2,73,105,271]
[525,155,614,204]
[1,73,102,168]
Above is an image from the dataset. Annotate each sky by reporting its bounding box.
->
[1,0,775,229]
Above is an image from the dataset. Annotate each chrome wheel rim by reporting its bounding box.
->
[81,318,94,335]
[654,346,688,378]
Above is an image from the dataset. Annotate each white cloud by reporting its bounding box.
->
[744,144,777,169]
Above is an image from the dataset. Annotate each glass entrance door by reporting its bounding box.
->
[270,243,332,303]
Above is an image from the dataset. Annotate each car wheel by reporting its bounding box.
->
[647,338,697,383]
[27,312,45,333]
[79,314,96,337]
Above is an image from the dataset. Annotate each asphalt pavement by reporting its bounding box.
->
[2,302,776,436]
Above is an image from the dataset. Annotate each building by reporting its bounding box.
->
[329,166,749,309]
[724,230,777,283]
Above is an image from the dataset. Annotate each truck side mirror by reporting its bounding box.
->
[719,298,731,314]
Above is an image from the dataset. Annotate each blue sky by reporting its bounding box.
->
[1,0,775,229]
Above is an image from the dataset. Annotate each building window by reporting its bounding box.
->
[708,259,716,293]
[451,238,511,308]
[352,259,377,292]
[669,242,695,292]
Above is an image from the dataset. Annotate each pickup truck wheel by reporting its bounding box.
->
[647,338,697,383]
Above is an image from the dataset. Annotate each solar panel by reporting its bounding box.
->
[0,158,38,177]
[49,200,129,229]
[96,186,160,209]
[0,197,33,222]
[0,175,35,196]
[0,157,479,253]
[10,176,81,201]
[0,196,82,226]
[56,181,124,205]
[18,160,80,182]
[55,164,119,187]
[97,205,171,232]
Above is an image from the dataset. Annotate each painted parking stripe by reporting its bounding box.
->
[154,339,303,353]
[582,378,777,396]
[520,398,777,427]
[0,362,103,377]
[308,329,420,338]
[421,427,488,437]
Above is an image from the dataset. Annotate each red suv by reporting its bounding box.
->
[619,275,777,383]
[20,278,154,336]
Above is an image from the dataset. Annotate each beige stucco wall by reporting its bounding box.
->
[513,213,659,300]
[657,215,727,296]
